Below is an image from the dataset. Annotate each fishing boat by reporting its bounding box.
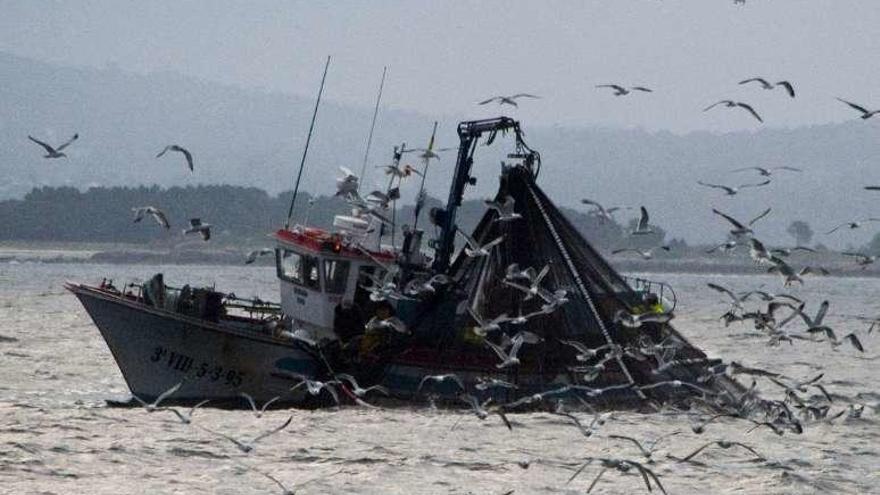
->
[68,117,744,408]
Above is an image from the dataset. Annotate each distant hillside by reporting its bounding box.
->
[2,52,879,247]
[0,185,659,252]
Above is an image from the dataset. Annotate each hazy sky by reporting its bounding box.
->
[2,0,878,133]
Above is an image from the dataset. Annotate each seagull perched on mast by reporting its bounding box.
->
[704,100,763,123]
[28,133,78,159]
[595,84,653,96]
[477,93,540,107]
[156,144,194,172]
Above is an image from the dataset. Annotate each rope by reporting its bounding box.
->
[525,181,646,400]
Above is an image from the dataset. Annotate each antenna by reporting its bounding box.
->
[358,66,387,191]
[411,121,438,231]
[285,55,331,229]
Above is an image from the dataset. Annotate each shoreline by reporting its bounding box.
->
[3,243,879,278]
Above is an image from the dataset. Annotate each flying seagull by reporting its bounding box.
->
[595,84,653,96]
[196,415,293,453]
[732,166,801,177]
[132,206,171,229]
[711,207,772,237]
[611,246,671,260]
[704,100,763,123]
[738,78,796,97]
[581,199,630,223]
[183,218,211,241]
[456,229,504,257]
[245,248,274,264]
[485,195,522,222]
[477,94,540,107]
[28,133,78,158]
[156,145,194,172]
[825,218,880,234]
[697,179,771,196]
[836,97,880,119]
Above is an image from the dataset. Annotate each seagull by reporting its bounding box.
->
[503,265,550,300]
[28,133,79,158]
[417,374,465,393]
[239,392,280,418]
[477,93,540,107]
[638,380,713,396]
[704,100,763,123]
[842,252,877,268]
[456,229,505,257]
[377,163,420,179]
[767,256,804,287]
[335,167,360,198]
[156,144,194,172]
[611,246,671,260]
[697,179,771,196]
[705,240,738,254]
[595,84,653,96]
[738,78,796,97]
[458,393,512,430]
[568,457,666,495]
[196,415,292,454]
[475,377,518,391]
[484,331,540,368]
[485,195,522,222]
[607,432,681,459]
[674,440,765,463]
[283,373,341,404]
[749,238,774,264]
[245,248,274,264]
[712,207,771,237]
[836,97,880,119]
[468,306,513,336]
[825,218,880,234]
[365,315,409,334]
[770,246,816,257]
[334,373,390,398]
[403,274,452,297]
[132,206,171,229]
[614,309,673,328]
[132,381,185,412]
[183,218,211,241]
[732,166,801,177]
[163,399,211,424]
[581,199,630,223]
[630,206,654,235]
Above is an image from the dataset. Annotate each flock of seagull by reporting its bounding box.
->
[27,72,879,493]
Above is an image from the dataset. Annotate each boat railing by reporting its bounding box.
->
[622,275,677,313]
[121,281,281,318]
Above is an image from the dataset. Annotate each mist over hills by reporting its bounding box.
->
[2,51,879,247]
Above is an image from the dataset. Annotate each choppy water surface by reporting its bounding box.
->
[0,263,878,494]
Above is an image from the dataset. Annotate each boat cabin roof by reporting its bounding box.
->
[274,228,395,263]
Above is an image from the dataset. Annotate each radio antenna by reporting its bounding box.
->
[285,55,331,229]
[358,66,387,191]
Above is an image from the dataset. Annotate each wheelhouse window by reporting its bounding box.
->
[277,249,321,291]
[324,259,350,294]
[277,249,303,284]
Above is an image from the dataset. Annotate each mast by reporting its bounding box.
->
[285,55,331,229]
[357,66,387,191]
[411,121,437,231]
